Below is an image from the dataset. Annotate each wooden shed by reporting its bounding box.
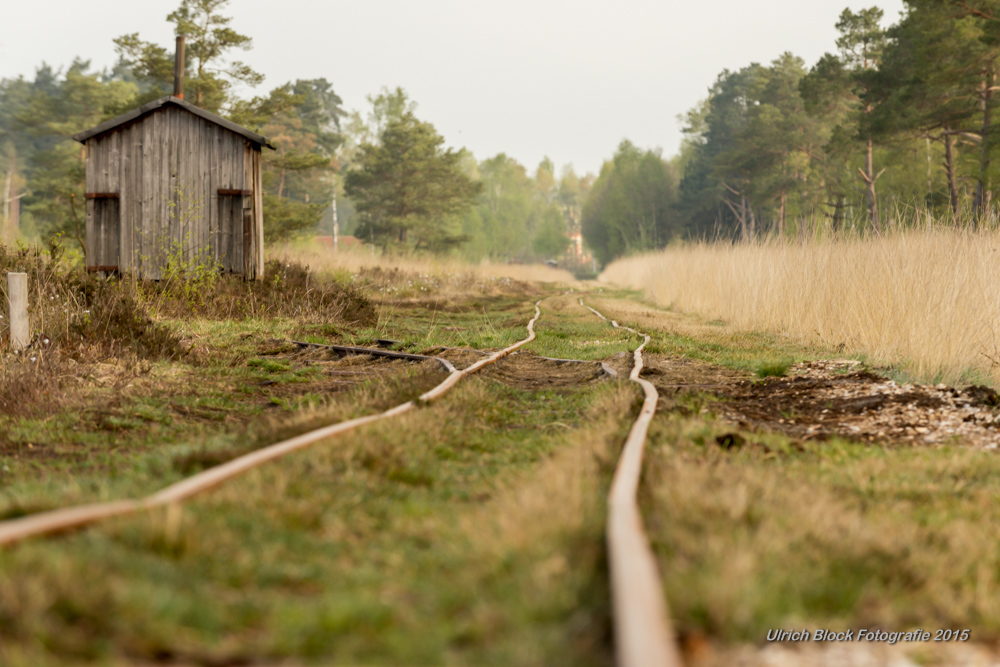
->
[72,95,274,280]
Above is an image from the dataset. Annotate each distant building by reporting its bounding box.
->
[315,235,364,249]
[568,230,591,264]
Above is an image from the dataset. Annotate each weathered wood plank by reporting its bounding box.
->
[236,135,246,273]
[167,107,178,270]
[112,131,122,268]
[145,111,156,277]
[93,135,105,265]
[7,272,28,351]
[243,141,254,278]
[218,128,230,271]
[230,135,240,273]
[121,123,134,271]
[84,139,95,265]
[153,108,168,278]
[255,147,264,278]
[245,193,253,277]
[140,112,154,276]
[182,108,198,264]
[177,109,190,262]
[98,199,121,268]
[195,114,209,265]
[206,121,217,264]
[142,112,155,277]
[133,121,145,273]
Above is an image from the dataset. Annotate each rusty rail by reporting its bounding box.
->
[580,298,682,667]
[0,302,543,547]
[509,350,617,379]
[290,340,457,373]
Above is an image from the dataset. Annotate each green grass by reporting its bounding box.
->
[645,415,1000,642]
[367,294,540,351]
[755,357,793,378]
[579,295,1000,648]
[588,289,842,375]
[0,284,635,666]
[0,363,624,667]
[575,294,1000,648]
[9,274,996,663]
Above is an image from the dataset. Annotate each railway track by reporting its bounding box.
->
[581,297,683,667]
[0,302,542,546]
[0,293,682,666]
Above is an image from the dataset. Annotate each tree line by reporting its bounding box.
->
[9,1,983,268]
[0,0,591,267]
[584,1,1000,264]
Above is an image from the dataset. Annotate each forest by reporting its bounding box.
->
[4,1,1000,268]
[595,0,1000,258]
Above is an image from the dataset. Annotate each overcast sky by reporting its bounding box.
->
[2,0,905,175]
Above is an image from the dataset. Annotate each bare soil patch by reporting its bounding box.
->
[644,356,1000,449]
[253,340,444,402]
[429,346,489,370]
[483,351,614,391]
[643,353,746,389]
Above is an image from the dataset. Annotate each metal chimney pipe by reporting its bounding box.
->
[173,35,185,100]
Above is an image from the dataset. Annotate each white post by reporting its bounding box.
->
[7,272,28,351]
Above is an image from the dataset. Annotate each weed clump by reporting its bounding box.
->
[76,280,181,360]
[252,260,376,325]
[134,259,376,326]
[756,358,792,378]
[0,349,66,418]
[0,243,373,417]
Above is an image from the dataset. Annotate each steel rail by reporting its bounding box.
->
[0,301,543,548]
[290,340,457,373]
[509,351,618,379]
[580,297,682,667]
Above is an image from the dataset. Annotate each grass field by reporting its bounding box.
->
[600,228,1000,387]
[585,295,1000,664]
[271,240,578,287]
[0,252,624,666]
[4,241,1000,665]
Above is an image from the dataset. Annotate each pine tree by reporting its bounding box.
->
[344,112,480,252]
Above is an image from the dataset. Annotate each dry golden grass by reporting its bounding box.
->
[600,228,1000,385]
[644,410,1000,647]
[269,240,577,285]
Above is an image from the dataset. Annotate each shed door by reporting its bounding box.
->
[218,191,252,275]
[86,194,120,272]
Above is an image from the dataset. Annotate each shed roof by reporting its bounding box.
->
[72,95,275,149]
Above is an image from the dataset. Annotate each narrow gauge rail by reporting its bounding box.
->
[289,339,457,372]
[580,298,683,667]
[0,302,542,547]
[1,294,683,667]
